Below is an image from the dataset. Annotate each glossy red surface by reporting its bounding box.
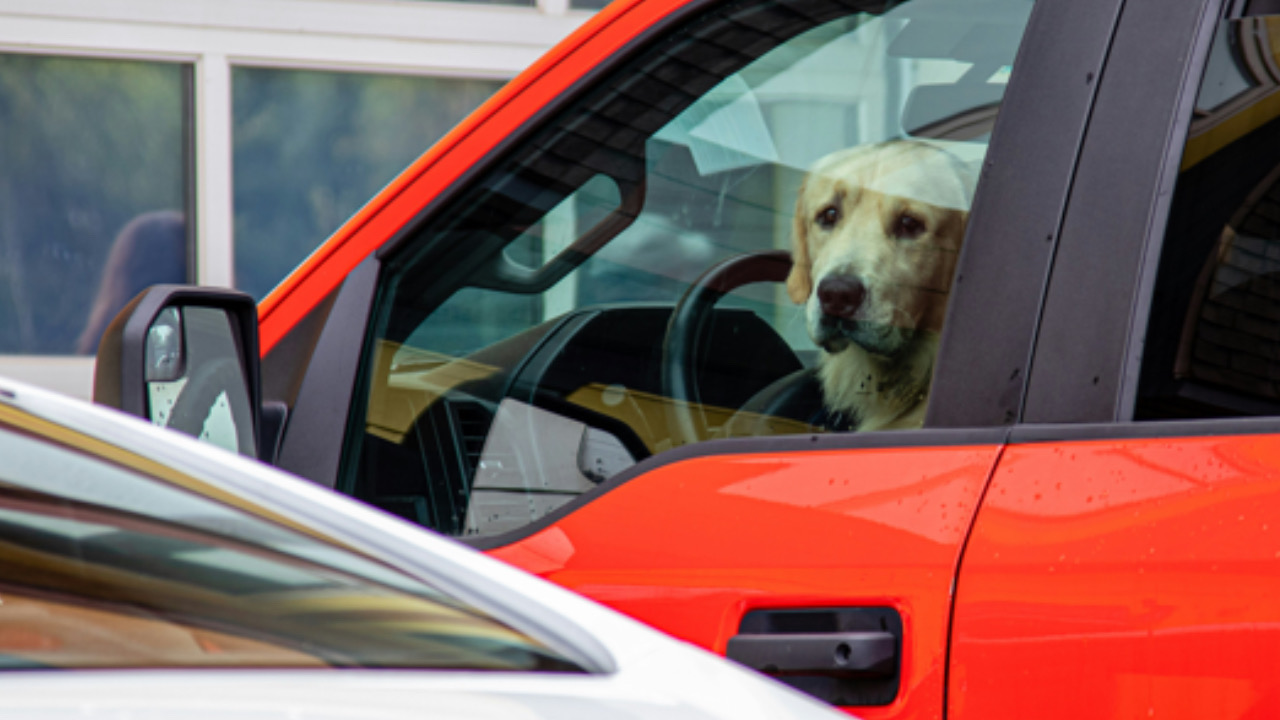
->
[257,0,685,353]
[490,443,1002,719]
[950,433,1280,719]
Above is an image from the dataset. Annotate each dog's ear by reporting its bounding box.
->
[786,188,812,304]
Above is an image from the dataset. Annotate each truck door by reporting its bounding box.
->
[952,0,1280,717]
[262,0,1118,715]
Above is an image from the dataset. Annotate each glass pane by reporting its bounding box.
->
[232,68,503,300]
[351,0,1035,538]
[1139,16,1280,419]
[0,414,582,672]
[1195,20,1257,111]
[0,54,190,355]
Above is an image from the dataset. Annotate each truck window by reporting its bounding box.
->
[345,0,1035,538]
[1138,12,1280,419]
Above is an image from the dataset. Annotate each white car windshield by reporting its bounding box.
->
[0,408,584,672]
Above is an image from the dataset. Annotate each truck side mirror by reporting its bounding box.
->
[94,285,263,459]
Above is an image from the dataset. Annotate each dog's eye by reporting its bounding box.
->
[892,213,926,239]
[815,205,840,229]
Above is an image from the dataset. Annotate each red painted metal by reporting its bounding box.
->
[951,434,1280,719]
[257,0,688,353]
[489,444,1003,719]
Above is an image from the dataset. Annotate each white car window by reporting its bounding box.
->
[0,418,583,672]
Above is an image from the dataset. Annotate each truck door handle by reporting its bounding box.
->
[726,630,896,677]
[726,607,902,706]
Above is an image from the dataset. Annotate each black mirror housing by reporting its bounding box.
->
[95,285,263,459]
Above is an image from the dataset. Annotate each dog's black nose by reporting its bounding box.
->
[817,275,866,319]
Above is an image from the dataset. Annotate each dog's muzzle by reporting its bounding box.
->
[818,275,866,319]
[814,275,866,352]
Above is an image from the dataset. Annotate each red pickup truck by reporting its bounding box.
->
[95,0,1280,716]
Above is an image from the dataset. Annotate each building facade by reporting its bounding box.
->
[0,0,590,397]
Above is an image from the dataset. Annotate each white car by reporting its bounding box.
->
[0,377,848,720]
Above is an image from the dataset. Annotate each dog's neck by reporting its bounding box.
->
[817,333,938,432]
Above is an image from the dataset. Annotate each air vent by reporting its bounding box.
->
[449,399,494,478]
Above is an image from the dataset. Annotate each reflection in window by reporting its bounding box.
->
[232,68,503,300]
[351,0,1034,538]
[0,54,190,355]
[0,422,582,672]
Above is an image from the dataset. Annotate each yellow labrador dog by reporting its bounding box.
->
[787,140,976,431]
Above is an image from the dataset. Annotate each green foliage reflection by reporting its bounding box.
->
[0,54,187,354]
[232,69,502,300]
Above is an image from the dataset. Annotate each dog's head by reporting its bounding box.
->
[787,140,975,360]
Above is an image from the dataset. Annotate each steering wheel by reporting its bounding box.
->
[165,356,257,456]
[660,249,793,446]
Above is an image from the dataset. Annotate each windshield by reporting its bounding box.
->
[0,407,583,672]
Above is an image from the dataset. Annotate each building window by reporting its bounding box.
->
[231,68,503,300]
[0,53,192,355]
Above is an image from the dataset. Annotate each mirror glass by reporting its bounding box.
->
[145,307,185,382]
[145,306,256,457]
